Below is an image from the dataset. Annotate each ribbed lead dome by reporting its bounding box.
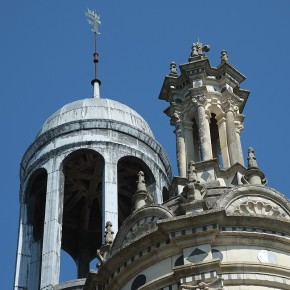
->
[37,98,154,137]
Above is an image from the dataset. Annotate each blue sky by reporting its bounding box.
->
[1,0,290,288]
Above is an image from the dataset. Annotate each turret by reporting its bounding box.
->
[159,41,250,191]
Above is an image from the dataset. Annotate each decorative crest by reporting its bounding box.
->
[86,8,101,34]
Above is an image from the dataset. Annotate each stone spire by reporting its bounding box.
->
[242,147,267,185]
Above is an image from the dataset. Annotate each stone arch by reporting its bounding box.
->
[24,168,48,290]
[117,156,156,226]
[207,102,223,117]
[61,148,105,279]
[25,168,48,242]
[220,185,290,219]
[112,205,173,252]
[183,108,201,163]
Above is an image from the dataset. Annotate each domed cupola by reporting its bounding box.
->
[14,11,171,290]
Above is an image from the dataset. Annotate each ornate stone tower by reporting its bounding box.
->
[14,97,171,290]
[83,42,290,290]
[159,41,249,191]
[13,14,171,288]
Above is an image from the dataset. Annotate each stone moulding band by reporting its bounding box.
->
[20,119,172,178]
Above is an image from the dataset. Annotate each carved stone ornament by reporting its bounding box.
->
[222,98,238,113]
[180,278,224,290]
[192,94,206,107]
[247,147,258,168]
[221,50,228,62]
[105,221,114,244]
[125,221,157,242]
[170,111,181,125]
[96,221,115,267]
[235,121,244,134]
[188,41,210,61]
[182,161,205,202]
[132,171,154,210]
[227,196,290,220]
[169,61,178,76]
[242,147,267,185]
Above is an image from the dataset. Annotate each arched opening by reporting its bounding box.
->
[131,274,146,290]
[25,168,48,290]
[62,149,104,279]
[210,113,222,167]
[192,118,201,162]
[117,156,155,226]
[60,250,76,282]
[162,186,169,203]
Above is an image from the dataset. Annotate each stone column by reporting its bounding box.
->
[40,158,64,290]
[175,122,187,178]
[183,121,195,163]
[194,95,213,161]
[223,99,243,166]
[216,115,230,169]
[235,121,245,166]
[14,203,33,290]
[102,154,118,243]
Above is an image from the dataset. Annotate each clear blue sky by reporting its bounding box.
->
[1,1,290,288]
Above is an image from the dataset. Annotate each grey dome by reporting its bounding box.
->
[38,98,154,137]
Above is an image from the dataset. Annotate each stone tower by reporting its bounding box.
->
[14,39,290,290]
[159,41,248,189]
[83,42,290,290]
[14,74,171,289]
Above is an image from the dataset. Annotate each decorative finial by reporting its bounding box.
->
[104,221,114,244]
[169,62,178,76]
[188,161,198,183]
[247,147,258,168]
[132,171,153,210]
[241,147,267,185]
[180,161,206,214]
[137,171,147,192]
[96,221,114,268]
[188,40,210,62]
[221,50,228,62]
[86,8,101,98]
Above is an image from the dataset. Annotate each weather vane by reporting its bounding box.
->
[86,8,101,34]
[86,8,101,98]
